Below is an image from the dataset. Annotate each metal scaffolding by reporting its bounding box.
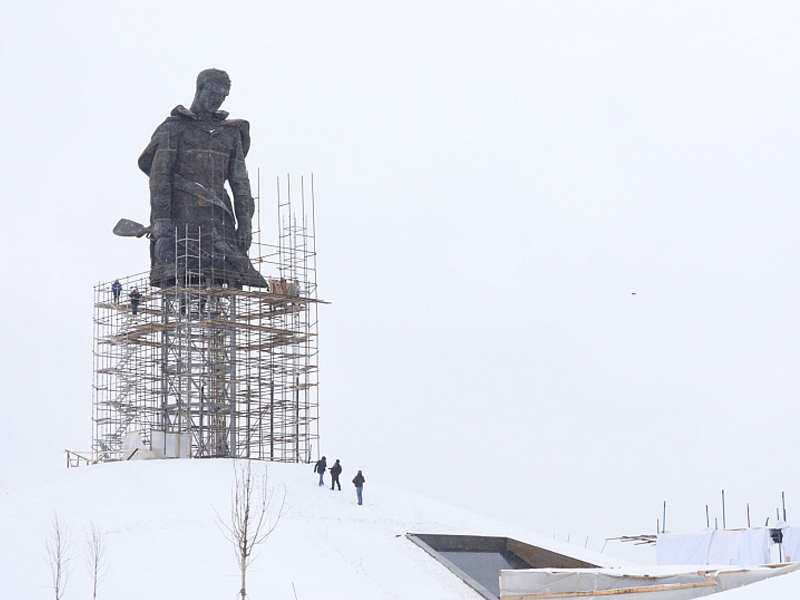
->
[92,175,320,462]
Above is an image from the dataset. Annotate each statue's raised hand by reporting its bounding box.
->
[151,219,176,263]
[151,219,174,240]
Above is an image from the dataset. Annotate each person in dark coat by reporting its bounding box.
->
[111,279,122,304]
[330,459,342,491]
[129,288,143,315]
[352,470,365,505]
[314,455,327,486]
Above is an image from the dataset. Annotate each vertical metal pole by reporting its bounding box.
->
[245,293,251,459]
[92,282,98,459]
[270,379,275,459]
[257,168,262,275]
[311,173,319,454]
[179,225,186,436]
[295,375,300,462]
[229,293,237,456]
[722,490,726,529]
[277,176,282,279]
[193,225,199,444]
[782,491,787,522]
[161,293,169,431]
[199,385,205,454]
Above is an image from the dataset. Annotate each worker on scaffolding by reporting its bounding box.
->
[129,288,143,315]
[111,279,122,304]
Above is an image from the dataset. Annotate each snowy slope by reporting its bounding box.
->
[0,459,797,599]
[0,459,620,600]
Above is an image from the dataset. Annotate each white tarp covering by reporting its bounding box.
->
[499,563,800,600]
[657,529,771,566]
[658,531,712,566]
[150,430,191,458]
[780,527,800,562]
[121,431,159,460]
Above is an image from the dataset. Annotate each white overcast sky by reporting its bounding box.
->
[2,1,800,561]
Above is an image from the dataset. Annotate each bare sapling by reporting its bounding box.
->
[45,513,73,600]
[216,460,286,600]
[84,521,109,600]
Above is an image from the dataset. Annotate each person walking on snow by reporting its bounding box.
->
[352,470,365,505]
[330,459,342,491]
[314,456,327,486]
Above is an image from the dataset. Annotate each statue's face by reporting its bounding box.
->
[197,82,230,114]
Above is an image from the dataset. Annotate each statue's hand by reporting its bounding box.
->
[151,219,176,263]
[151,219,174,240]
[236,225,252,253]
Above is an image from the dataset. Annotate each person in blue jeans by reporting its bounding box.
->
[352,470,365,505]
[330,459,342,490]
[314,456,327,486]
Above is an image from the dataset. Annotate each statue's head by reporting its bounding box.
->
[193,68,231,115]
[196,68,231,92]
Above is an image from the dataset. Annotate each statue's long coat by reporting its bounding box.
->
[139,105,265,287]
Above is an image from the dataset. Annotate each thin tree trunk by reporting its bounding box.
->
[215,460,286,600]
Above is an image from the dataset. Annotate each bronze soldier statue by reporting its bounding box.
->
[135,69,267,288]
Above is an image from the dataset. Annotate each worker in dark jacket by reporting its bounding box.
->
[129,288,143,315]
[111,279,122,304]
[352,470,365,505]
[330,459,342,491]
[314,456,327,486]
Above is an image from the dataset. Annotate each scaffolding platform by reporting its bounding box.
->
[91,175,321,462]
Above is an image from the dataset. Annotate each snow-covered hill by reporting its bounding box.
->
[1,460,798,599]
